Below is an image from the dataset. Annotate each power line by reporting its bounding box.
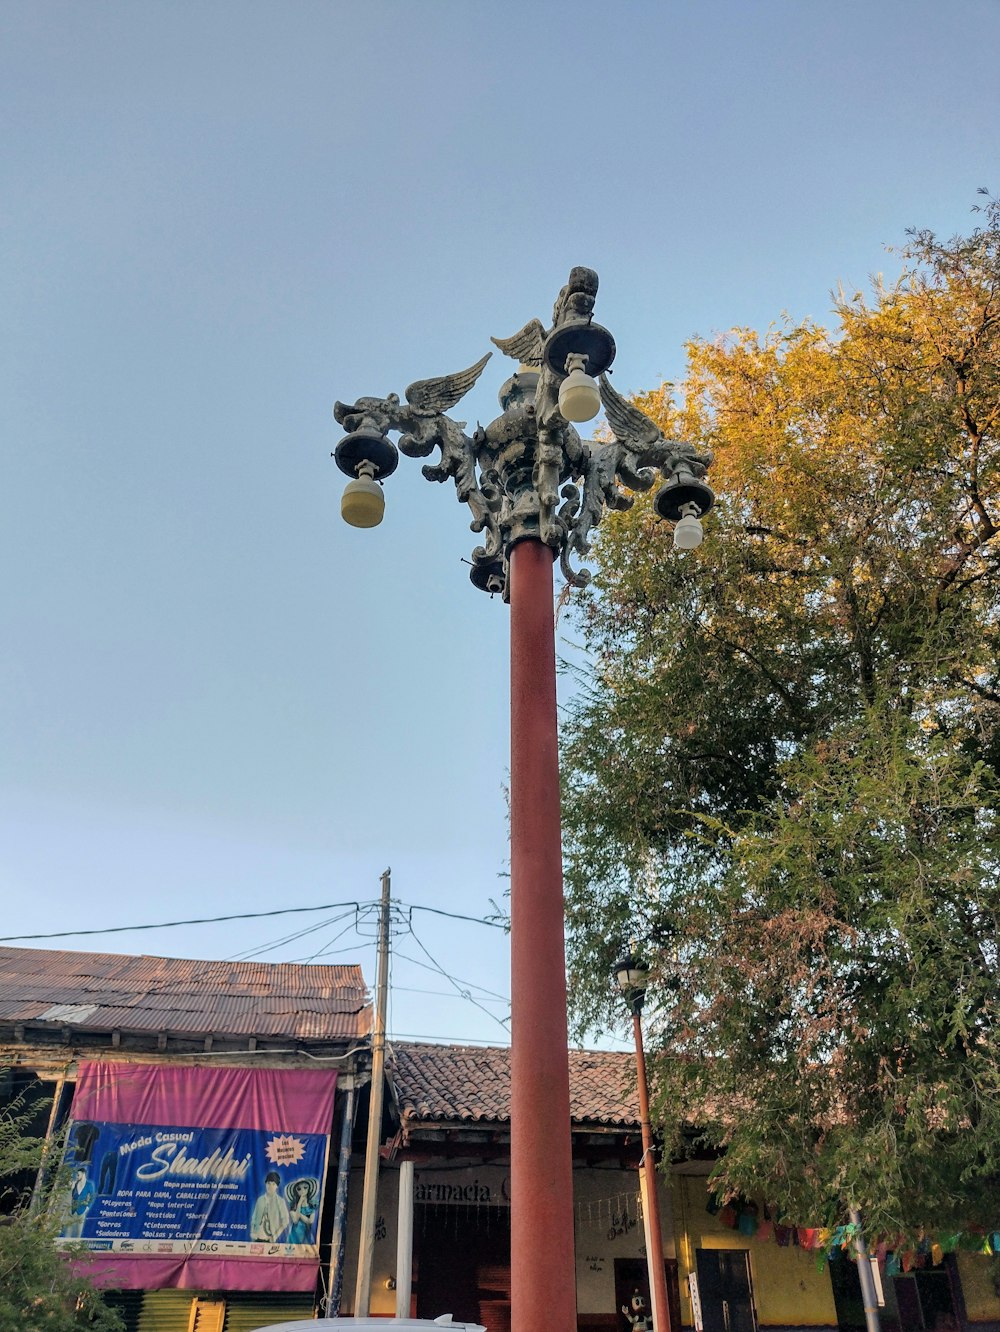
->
[297,919,364,964]
[403,925,510,1033]
[388,1032,511,1047]
[392,984,508,1005]
[409,904,506,930]
[0,901,365,943]
[392,950,509,1004]
[0,897,504,944]
[227,909,360,962]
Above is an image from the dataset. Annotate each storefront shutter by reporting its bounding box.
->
[188,1299,226,1332]
[223,1294,314,1331]
[137,1290,196,1332]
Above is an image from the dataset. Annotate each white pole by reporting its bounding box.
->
[849,1207,883,1332]
[395,1160,415,1318]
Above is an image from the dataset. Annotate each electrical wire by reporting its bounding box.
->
[409,904,507,930]
[0,901,365,943]
[227,909,360,962]
[0,898,504,944]
[391,985,507,1005]
[296,918,364,964]
[403,924,510,1033]
[387,1031,511,1046]
[392,950,509,1004]
[387,935,395,1043]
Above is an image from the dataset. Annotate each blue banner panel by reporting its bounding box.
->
[60,1119,326,1259]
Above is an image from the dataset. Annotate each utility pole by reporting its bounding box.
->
[354,868,391,1315]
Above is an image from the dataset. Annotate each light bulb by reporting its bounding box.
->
[558,353,601,422]
[673,507,703,550]
[341,463,385,528]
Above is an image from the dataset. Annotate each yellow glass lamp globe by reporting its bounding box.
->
[342,472,385,528]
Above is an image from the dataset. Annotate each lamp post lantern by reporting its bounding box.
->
[615,950,673,1332]
[333,269,712,1332]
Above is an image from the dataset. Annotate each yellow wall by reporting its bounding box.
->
[672,1174,839,1329]
[956,1251,1000,1323]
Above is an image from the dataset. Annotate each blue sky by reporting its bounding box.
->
[1,0,997,1048]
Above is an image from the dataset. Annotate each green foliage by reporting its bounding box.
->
[0,1078,47,1186]
[562,198,1000,1239]
[0,1079,124,1332]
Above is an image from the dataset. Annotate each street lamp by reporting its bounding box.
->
[615,949,673,1332]
[333,268,712,1332]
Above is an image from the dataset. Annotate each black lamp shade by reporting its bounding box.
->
[653,468,715,523]
[542,322,616,378]
[614,952,650,1005]
[334,428,399,480]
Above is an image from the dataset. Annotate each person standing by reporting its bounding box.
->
[287,1178,318,1244]
[250,1171,290,1242]
[63,1167,95,1238]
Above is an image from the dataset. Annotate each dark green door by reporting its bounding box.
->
[694,1249,756,1332]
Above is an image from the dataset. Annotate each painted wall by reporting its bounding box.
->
[342,1161,655,1319]
[573,1164,668,1314]
[672,1173,839,1330]
[957,1250,1000,1324]
[340,1162,402,1316]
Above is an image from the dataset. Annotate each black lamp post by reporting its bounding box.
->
[615,949,674,1332]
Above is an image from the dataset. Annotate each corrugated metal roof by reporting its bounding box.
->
[390,1041,640,1130]
[0,945,372,1043]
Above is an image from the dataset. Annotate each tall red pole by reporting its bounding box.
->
[634,1011,672,1332]
[509,538,577,1332]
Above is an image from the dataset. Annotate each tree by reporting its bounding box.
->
[561,197,1000,1239]
[0,1079,124,1331]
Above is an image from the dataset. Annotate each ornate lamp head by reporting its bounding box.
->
[543,321,616,424]
[334,427,399,528]
[654,461,715,549]
[332,268,714,583]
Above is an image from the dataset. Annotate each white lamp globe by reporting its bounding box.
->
[673,512,703,550]
[558,367,601,422]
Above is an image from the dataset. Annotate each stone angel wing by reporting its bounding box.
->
[405,353,493,415]
[490,319,546,367]
[599,374,674,490]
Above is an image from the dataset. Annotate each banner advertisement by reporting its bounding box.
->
[58,1061,338,1292]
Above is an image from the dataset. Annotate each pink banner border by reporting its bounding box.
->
[68,1061,338,1292]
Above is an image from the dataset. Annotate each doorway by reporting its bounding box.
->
[614,1256,682,1332]
[694,1249,757,1332]
[415,1204,511,1332]
[893,1266,962,1330]
[829,1246,964,1331]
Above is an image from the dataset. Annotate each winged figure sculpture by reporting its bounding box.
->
[490,319,546,367]
[404,353,492,415]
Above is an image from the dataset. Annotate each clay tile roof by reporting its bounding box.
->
[390,1042,640,1130]
[0,945,371,1043]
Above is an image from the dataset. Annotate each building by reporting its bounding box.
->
[3,948,999,1331]
[340,1042,1000,1332]
[0,944,371,1331]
